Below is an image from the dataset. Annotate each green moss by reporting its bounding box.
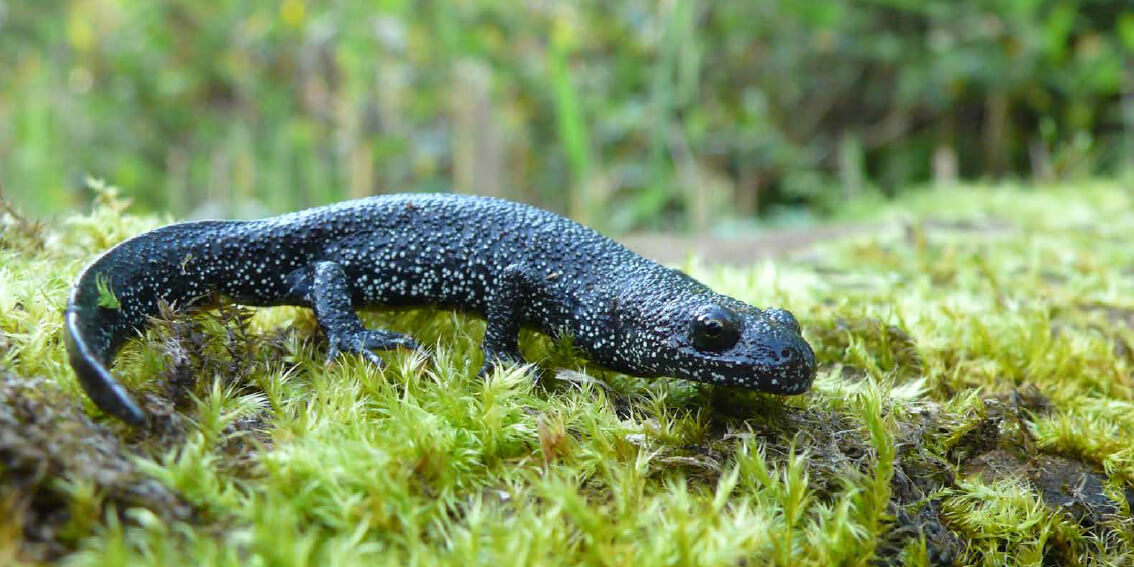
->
[95,274,121,310]
[0,181,1131,565]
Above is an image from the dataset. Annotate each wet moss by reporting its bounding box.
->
[0,374,194,562]
[0,181,1131,565]
[809,316,924,381]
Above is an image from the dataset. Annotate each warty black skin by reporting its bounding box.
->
[65,193,817,425]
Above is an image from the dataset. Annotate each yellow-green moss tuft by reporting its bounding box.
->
[0,181,1130,565]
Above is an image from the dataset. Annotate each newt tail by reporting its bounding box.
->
[65,222,233,424]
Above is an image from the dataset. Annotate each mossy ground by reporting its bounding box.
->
[1,183,1131,566]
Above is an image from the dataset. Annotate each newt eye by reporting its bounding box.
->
[690,305,741,352]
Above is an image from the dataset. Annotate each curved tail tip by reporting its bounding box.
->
[64,310,148,426]
[105,390,147,426]
[70,352,148,426]
[95,394,147,426]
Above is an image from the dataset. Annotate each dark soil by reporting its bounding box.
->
[0,374,194,562]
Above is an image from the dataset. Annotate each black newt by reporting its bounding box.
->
[65,193,816,425]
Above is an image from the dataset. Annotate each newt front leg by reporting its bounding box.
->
[478,263,538,377]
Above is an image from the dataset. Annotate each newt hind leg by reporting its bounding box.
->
[288,261,420,368]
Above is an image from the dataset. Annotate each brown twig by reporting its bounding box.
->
[0,180,29,226]
[0,179,45,248]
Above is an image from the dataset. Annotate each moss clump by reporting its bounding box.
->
[0,181,1131,566]
[808,316,924,381]
[0,374,193,563]
[94,274,121,310]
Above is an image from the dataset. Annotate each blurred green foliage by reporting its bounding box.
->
[0,0,1129,230]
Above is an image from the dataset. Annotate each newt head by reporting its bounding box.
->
[676,302,816,394]
[618,290,817,394]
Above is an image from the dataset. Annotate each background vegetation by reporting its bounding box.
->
[1,0,1130,229]
[1,3,1132,563]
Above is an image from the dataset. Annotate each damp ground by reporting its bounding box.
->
[1,182,1131,565]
